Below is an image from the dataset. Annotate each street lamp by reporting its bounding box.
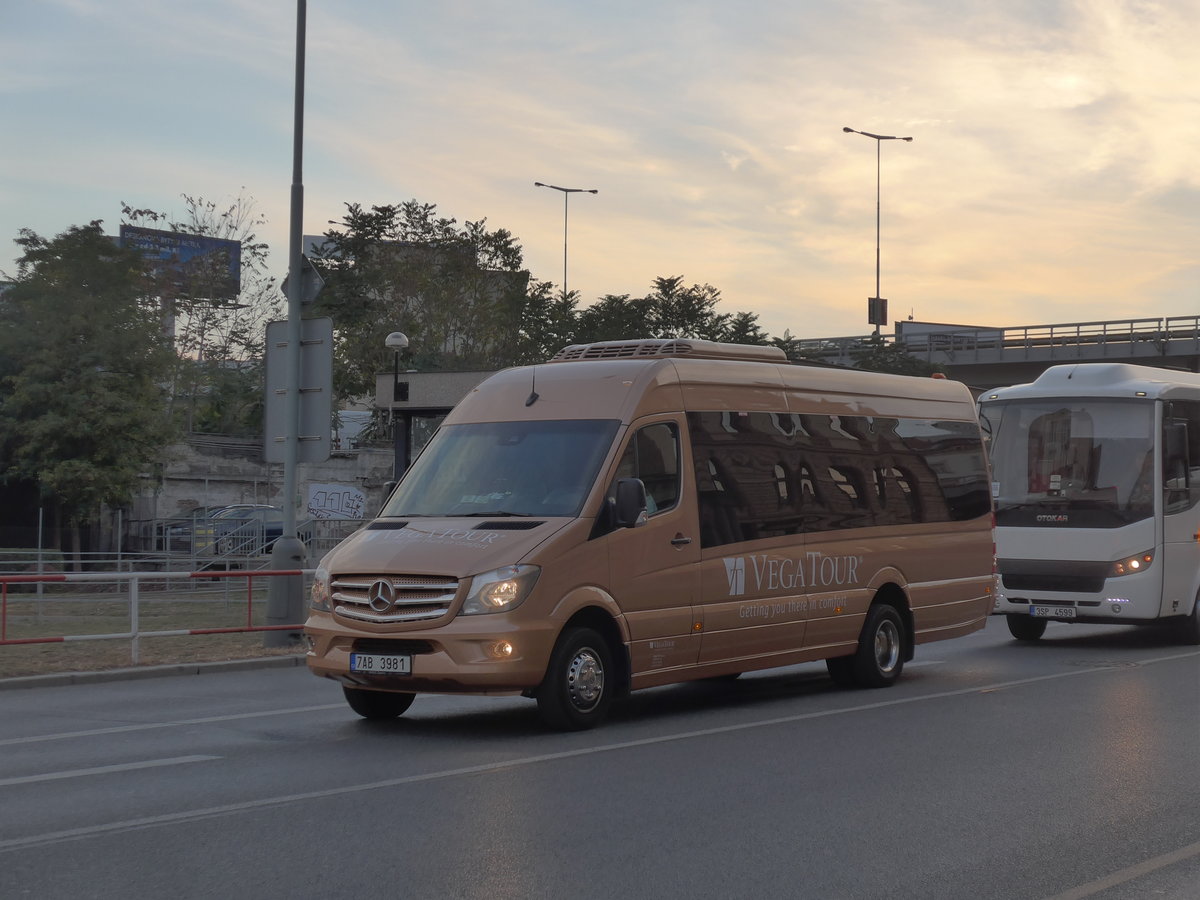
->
[842,126,913,335]
[534,182,597,300]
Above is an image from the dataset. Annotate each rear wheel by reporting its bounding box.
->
[826,603,906,688]
[342,686,415,720]
[1006,614,1048,642]
[536,627,614,731]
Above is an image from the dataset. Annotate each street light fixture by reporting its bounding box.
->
[534,182,597,300]
[842,126,913,335]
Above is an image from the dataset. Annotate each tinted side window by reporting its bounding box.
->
[688,410,989,549]
[615,422,680,515]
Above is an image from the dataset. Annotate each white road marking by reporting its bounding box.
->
[0,704,346,747]
[0,755,219,787]
[1045,837,1200,899]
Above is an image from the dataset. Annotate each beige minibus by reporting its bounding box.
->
[304,339,994,729]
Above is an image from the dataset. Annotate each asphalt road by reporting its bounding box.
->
[0,616,1197,900]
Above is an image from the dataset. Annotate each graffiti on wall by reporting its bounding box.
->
[307,483,367,520]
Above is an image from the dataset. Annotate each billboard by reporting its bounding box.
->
[119,225,241,301]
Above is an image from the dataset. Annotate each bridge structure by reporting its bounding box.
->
[795,314,1200,390]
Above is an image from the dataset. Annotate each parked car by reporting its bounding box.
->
[195,505,287,555]
[160,505,226,552]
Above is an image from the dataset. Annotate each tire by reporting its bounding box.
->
[536,627,614,731]
[829,603,906,689]
[1177,593,1200,646]
[1006,614,1048,642]
[342,686,415,720]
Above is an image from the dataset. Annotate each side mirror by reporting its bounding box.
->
[613,478,648,528]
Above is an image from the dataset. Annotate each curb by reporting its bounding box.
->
[0,654,307,691]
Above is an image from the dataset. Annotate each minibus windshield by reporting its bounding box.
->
[382,419,622,518]
[982,398,1154,527]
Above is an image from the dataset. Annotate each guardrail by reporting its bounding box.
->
[0,568,315,667]
[795,315,1200,367]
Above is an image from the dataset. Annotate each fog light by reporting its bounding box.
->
[488,640,515,659]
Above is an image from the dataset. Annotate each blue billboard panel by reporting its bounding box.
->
[120,225,242,301]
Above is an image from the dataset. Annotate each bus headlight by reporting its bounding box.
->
[1108,551,1153,578]
[461,565,540,616]
[310,567,331,610]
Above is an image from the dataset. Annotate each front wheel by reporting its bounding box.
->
[342,686,415,720]
[1006,614,1048,642]
[536,627,614,731]
[827,603,906,688]
[1176,593,1200,646]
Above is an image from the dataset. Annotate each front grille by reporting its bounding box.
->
[352,638,436,655]
[333,573,458,624]
[1002,573,1106,593]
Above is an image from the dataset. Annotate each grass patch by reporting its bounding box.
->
[0,589,305,679]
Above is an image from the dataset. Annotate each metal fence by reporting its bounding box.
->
[0,568,315,667]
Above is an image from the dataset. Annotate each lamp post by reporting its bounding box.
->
[842,127,912,335]
[385,331,409,481]
[534,182,597,299]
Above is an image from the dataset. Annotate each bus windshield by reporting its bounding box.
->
[982,398,1154,527]
[382,419,621,518]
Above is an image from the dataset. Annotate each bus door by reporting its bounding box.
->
[605,419,702,673]
[1160,407,1200,616]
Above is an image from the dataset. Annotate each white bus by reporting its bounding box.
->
[979,363,1200,643]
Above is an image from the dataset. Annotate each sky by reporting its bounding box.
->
[2,0,1198,342]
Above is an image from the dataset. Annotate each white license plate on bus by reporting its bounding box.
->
[1030,605,1076,619]
[350,653,412,674]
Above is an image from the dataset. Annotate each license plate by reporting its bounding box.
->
[350,652,412,674]
[1030,605,1076,619]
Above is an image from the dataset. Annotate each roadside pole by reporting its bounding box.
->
[266,0,309,647]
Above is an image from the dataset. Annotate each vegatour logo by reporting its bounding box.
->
[724,558,746,596]
[722,552,863,597]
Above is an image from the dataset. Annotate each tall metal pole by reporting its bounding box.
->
[561,191,569,299]
[534,182,597,299]
[842,127,912,336]
[266,0,308,646]
[874,138,881,333]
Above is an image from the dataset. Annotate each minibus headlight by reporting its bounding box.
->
[461,565,540,616]
[310,567,331,611]
[1108,551,1153,578]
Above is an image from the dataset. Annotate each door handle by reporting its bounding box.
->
[670,534,693,546]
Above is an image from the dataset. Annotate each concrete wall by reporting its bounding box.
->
[132,438,395,524]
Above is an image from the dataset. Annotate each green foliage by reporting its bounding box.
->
[311,201,532,404]
[851,334,946,376]
[0,223,178,523]
[574,276,763,345]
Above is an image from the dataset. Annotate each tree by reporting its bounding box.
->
[310,201,532,406]
[515,281,579,363]
[0,222,178,554]
[575,293,651,344]
[645,276,731,340]
[722,310,770,345]
[851,334,946,376]
[121,194,282,436]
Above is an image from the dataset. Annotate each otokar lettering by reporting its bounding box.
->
[722,552,862,597]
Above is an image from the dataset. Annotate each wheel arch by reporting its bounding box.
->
[558,606,631,698]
